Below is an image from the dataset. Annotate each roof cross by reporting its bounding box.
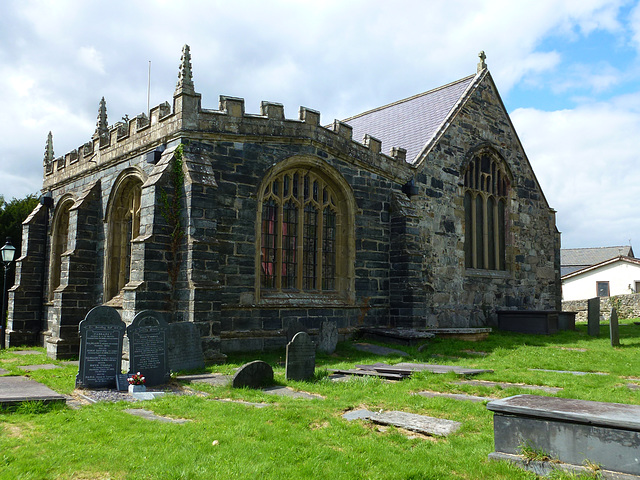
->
[477,51,487,73]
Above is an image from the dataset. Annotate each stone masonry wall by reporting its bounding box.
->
[563,294,640,322]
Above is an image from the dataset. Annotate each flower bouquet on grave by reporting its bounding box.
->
[128,372,146,393]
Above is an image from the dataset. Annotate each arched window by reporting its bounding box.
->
[49,198,73,300]
[463,151,509,270]
[105,173,143,301]
[257,160,354,301]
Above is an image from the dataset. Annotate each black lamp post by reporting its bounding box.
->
[1,237,16,349]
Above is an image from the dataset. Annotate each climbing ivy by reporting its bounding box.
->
[160,144,185,295]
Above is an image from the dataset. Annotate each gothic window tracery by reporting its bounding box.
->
[463,151,509,271]
[49,198,73,300]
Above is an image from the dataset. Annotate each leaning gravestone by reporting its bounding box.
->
[76,306,126,388]
[127,310,170,387]
[610,308,620,347]
[587,297,600,337]
[318,321,338,354]
[232,360,274,388]
[167,322,205,372]
[286,331,316,381]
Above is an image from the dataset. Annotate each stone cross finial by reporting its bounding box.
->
[43,131,54,167]
[175,44,195,94]
[477,51,487,73]
[96,97,108,136]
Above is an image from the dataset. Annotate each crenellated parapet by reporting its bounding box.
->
[43,44,413,190]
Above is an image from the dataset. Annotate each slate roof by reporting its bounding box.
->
[342,74,477,164]
[561,246,634,277]
[562,255,640,280]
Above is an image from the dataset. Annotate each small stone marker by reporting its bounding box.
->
[587,297,600,336]
[232,360,274,388]
[76,306,126,389]
[285,331,316,381]
[318,321,338,354]
[610,308,620,346]
[167,322,205,372]
[127,310,170,387]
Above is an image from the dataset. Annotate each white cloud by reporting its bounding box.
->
[78,47,105,74]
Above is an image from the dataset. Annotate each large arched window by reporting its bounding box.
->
[105,173,143,301]
[463,151,510,270]
[256,158,355,302]
[49,197,74,300]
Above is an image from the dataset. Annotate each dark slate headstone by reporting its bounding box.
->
[76,306,126,389]
[232,360,274,388]
[167,322,205,372]
[115,373,130,392]
[610,308,620,346]
[587,297,600,337]
[127,310,170,387]
[318,321,338,354]
[285,331,316,381]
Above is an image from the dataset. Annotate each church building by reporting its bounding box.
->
[7,46,561,359]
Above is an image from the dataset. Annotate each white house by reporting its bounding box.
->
[562,256,640,301]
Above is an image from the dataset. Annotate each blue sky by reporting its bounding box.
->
[1,0,640,249]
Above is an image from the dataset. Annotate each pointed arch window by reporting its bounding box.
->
[463,152,509,270]
[49,198,73,300]
[257,162,353,302]
[106,175,142,301]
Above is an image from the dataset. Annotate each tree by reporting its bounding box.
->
[0,194,39,296]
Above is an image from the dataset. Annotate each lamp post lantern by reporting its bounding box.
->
[1,237,16,349]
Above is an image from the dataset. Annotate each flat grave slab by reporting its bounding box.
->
[11,350,43,355]
[416,391,494,403]
[424,328,491,341]
[341,408,461,437]
[0,376,67,406]
[124,408,189,423]
[359,328,435,346]
[131,392,167,401]
[328,368,405,381]
[461,350,488,356]
[627,383,640,391]
[177,373,231,387]
[262,386,323,400]
[0,368,9,375]
[529,368,608,376]
[214,398,270,408]
[353,343,409,357]
[60,361,79,366]
[487,394,640,476]
[17,364,61,371]
[453,379,562,393]
[394,362,493,375]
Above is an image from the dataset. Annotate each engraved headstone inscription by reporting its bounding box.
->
[285,331,316,381]
[127,310,170,387]
[76,306,126,388]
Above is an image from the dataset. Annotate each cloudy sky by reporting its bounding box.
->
[1,0,640,249]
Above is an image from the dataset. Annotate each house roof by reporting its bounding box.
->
[562,254,640,280]
[341,74,477,164]
[561,246,634,276]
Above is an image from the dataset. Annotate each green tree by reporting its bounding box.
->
[0,194,39,295]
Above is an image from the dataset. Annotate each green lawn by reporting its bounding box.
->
[1,322,639,480]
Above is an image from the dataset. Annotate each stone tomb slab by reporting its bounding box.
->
[0,376,67,406]
[529,368,608,376]
[394,362,493,376]
[487,394,640,476]
[127,310,170,387]
[0,368,9,375]
[17,364,61,371]
[341,408,461,437]
[177,373,232,387]
[285,331,316,381]
[262,386,324,400]
[353,343,408,357]
[417,391,494,403]
[454,380,562,393]
[11,350,43,355]
[167,322,205,372]
[124,408,189,424]
[232,360,274,388]
[76,306,126,389]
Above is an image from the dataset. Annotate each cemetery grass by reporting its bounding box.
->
[1,322,640,479]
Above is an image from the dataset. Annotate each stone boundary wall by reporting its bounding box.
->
[562,293,640,322]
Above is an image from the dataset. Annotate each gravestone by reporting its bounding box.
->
[318,321,338,354]
[232,360,274,388]
[285,331,315,381]
[76,306,126,388]
[167,322,205,372]
[127,310,170,387]
[610,308,620,346]
[587,297,600,337]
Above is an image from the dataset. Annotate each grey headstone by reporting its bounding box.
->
[285,331,316,381]
[587,297,600,336]
[232,360,274,388]
[318,321,338,354]
[167,322,205,372]
[610,308,620,346]
[127,310,171,387]
[76,306,126,389]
